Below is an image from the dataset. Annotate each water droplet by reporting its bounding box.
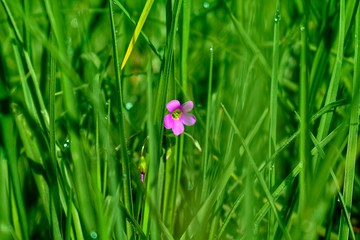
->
[300,26,305,32]
[203,1,210,9]
[125,102,133,110]
[113,1,117,5]
[90,231,98,239]
[209,46,213,52]
[274,10,281,23]
[63,139,70,149]
[104,116,108,120]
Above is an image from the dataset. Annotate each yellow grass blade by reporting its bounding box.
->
[121,0,154,70]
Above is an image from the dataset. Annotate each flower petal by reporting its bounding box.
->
[166,100,181,112]
[164,114,174,129]
[140,172,145,182]
[181,101,194,112]
[180,113,196,126]
[172,120,184,136]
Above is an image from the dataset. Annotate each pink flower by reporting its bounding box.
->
[140,172,145,182]
[164,100,196,136]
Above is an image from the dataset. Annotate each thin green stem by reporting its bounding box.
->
[49,31,63,240]
[144,53,160,238]
[162,142,175,228]
[298,22,310,223]
[201,46,214,203]
[171,134,184,231]
[181,0,190,94]
[108,0,133,237]
[268,1,280,238]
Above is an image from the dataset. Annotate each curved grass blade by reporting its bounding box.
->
[121,0,154,70]
[113,0,162,60]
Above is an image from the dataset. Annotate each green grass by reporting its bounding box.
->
[1,0,360,239]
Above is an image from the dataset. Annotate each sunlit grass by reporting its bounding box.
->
[0,0,359,239]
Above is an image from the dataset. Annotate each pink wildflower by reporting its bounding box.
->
[140,172,145,182]
[164,100,196,136]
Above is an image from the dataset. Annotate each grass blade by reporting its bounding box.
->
[268,1,280,237]
[121,0,154,70]
[338,3,360,238]
[298,19,310,225]
[108,0,133,236]
[1,116,29,240]
[315,0,346,156]
[201,46,214,203]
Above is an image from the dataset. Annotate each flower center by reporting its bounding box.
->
[172,109,182,120]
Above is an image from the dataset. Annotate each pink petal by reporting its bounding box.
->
[166,100,180,112]
[172,120,184,136]
[181,101,194,112]
[140,172,145,182]
[180,113,196,126]
[164,114,174,129]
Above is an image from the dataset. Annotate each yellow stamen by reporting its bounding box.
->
[172,109,182,120]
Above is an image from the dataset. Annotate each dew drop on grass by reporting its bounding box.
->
[90,231,98,239]
[269,163,274,171]
[274,9,281,23]
[63,139,70,149]
[209,46,213,52]
[203,1,210,9]
[125,102,133,110]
